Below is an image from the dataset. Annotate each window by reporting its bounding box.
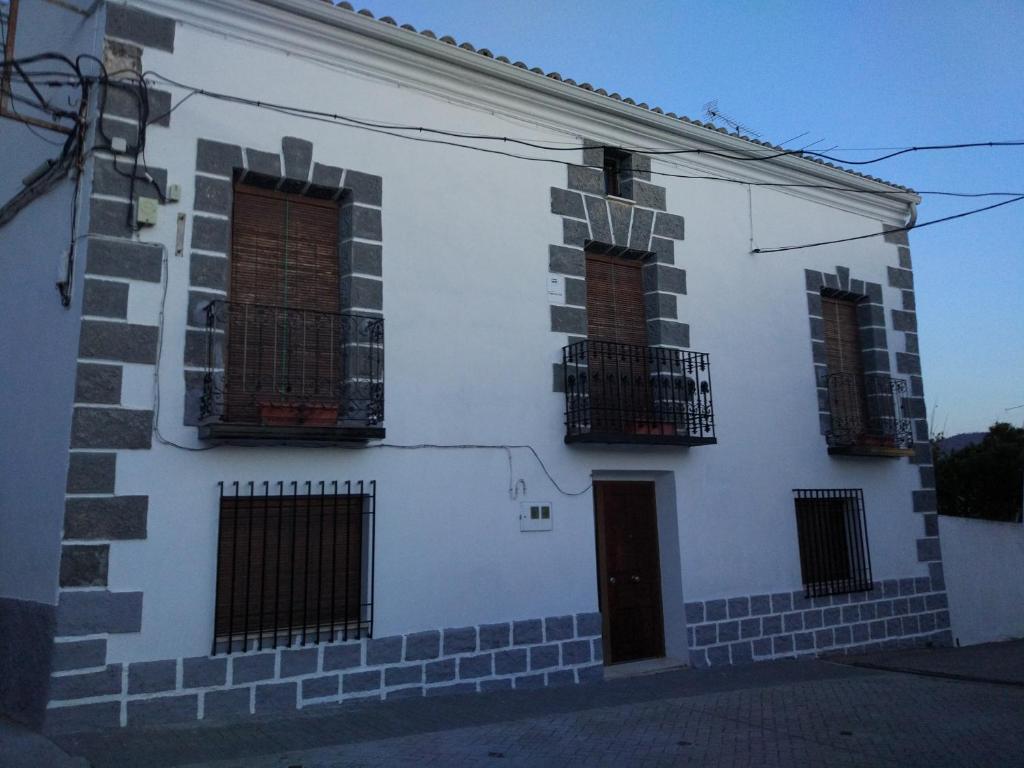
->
[225,185,342,425]
[199,181,385,439]
[213,480,375,653]
[793,489,873,598]
[820,292,910,453]
[603,148,630,197]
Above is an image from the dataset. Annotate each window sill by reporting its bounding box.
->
[199,423,385,445]
[828,444,914,458]
[566,432,716,447]
[604,194,635,206]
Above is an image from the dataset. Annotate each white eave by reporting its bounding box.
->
[139,0,921,219]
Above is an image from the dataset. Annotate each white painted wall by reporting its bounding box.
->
[38,1,931,664]
[940,515,1024,645]
[0,0,102,605]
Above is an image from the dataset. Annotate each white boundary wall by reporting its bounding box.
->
[940,515,1024,646]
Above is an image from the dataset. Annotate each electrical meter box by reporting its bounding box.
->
[519,502,553,532]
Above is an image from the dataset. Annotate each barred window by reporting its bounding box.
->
[213,480,375,654]
[793,489,873,598]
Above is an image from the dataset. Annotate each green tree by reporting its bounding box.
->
[934,422,1024,522]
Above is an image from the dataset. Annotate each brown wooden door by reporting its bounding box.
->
[227,186,341,423]
[594,481,665,664]
[821,295,867,438]
[585,255,651,432]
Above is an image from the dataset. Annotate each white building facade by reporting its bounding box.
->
[0,0,948,733]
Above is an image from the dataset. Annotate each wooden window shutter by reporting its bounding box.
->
[585,254,648,345]
[230,185,340,313]
[821,296,863,377]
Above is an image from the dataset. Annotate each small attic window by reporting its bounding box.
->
[603,148,630,197]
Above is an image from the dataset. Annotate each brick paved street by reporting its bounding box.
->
[50,647,1024,768]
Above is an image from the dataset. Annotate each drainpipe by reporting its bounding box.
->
[906,200,918,230]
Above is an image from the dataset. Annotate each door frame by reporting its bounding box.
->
[593,479,666,664]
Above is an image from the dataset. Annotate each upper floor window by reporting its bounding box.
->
[197,183,385,442]
[821,293,910,456]
[603,148,630,197]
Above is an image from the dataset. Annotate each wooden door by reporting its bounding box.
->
[821,296,867,439]
[585,255,650,432]
[227,186,341,423]
[594,481,665,664]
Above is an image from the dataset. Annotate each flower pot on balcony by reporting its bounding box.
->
[632,422,678,436]
[258,401,339,427]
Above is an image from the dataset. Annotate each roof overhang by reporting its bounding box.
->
[137,0,920,222]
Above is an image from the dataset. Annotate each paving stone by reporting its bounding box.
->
[324,643,362,671]
[52,639,107,672]
[128,659,176,694]
[575,613,601,638]
[405,631,440,661]
[479,623,511,650]
[128,694,199,726]
[280,648,318,678]
[203,687,251,720]
[544,616,574,642]
[425,659,456,684]
[443,627,477,655]
[232,653,275,684]
[384,665,423,687]
[366,636,403,666]
[302,675,339,699]
[255,682,298,713]
[459,653,493,679]
[183,656,226,688]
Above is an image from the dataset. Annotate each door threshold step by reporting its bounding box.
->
[603,657,689,680]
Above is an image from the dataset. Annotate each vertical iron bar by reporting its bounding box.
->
[273,482,284,649]
[302,481,312,645]
[242,482,255,651]
[258,481,269,650]
[287,481,298,647]
[354,481,365,638]
[859,490,873,590]
[315,481,326,644]
[212,482,226,655]
[368,480,376,638]
[226,481,240,654]
[343,480,352,641]
[330,481,339,642]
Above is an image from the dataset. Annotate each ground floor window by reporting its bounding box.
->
[793,488,873,598]
[214,480,375,653]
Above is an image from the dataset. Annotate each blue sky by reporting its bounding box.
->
[354,0,1023,435]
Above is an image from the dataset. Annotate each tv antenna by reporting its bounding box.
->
[703,99,761,138]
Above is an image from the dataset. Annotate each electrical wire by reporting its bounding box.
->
[130,71,1024,201]
[7,66,1024,200]
[753,195,1024,253]
[138,71,1024,170]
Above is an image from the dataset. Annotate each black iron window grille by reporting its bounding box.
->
[793,488,873,598]
[563,340,715,446]
[200,301,384,440]
[825,372,912,453]
[213,480,376,654]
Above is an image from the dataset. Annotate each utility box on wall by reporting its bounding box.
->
[520,502,553,532]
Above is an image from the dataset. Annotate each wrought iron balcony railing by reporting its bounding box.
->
[199,301,384,442]
[563,340,716,446]
[824,372,912,456]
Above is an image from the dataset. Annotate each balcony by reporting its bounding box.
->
[562,340,716,446]
[824,372,913,457]
[198,301,384,443]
